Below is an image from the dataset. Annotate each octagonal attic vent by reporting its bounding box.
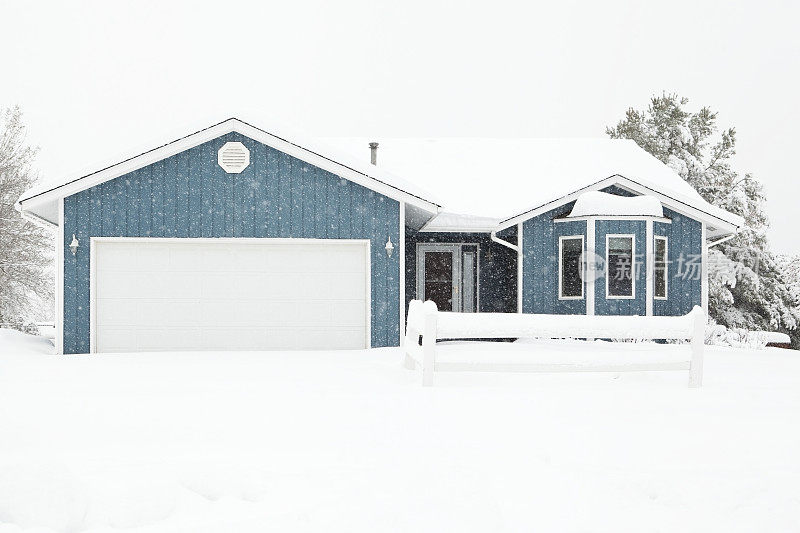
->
[218,142,250,173]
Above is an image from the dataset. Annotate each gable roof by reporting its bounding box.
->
[322,137,743,234]
[17,118,442,225]
[18,121,743,238]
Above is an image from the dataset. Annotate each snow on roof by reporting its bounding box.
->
[18,117,742,233]
[421,212,502,232]
[322,137,743,228]
[568,191,663,218]
[17,116,443,225]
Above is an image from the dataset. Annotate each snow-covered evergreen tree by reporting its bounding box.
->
[0,106,52,332]
[777,254,800,310]
[607,93,800,347]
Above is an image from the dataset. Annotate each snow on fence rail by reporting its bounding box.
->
[403,300,705,387]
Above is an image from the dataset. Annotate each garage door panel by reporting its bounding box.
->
[199,299,279,327]
[265,249,304,273]
[135,244,171,271]
[329,273,367,299]
[97,244,138,271]
[201,246,242,271]
[261,273,304,299]
[260,328,298,350]
[139,273,203,299]
[201,327,268,350]
[301,301,333,325]
[97,272,140,299]
[233,248,269,271]
[199,272,266,300]
[335,302,366,327]
[137,327,204,351]
[260,301,301,325]
[169,245,206,271]
[94,240,369,352]
[138,300,202,327]
[325,248,367,273]
[296,328,364,350]
[96,327,138,352]
[96,298,141,326]
[298,275,331,300]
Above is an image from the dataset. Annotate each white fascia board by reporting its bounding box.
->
[18,118,439,224]
[419,225,498,233]
[554,215,672,224]
[18,207,58,230]
[496,175,741,234]
[612,176,742,231]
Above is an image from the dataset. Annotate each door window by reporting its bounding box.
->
[424,251,454,311]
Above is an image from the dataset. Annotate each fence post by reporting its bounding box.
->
[402,301,418,370]
[422,311,437,387]
[689,307,705,388]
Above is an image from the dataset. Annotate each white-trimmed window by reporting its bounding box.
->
[606,234,635,299]
[654,236,668,299]
[559,235,584,299]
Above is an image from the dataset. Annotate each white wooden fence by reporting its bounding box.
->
[403,300,705,387]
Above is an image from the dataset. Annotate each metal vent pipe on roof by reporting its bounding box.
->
[369,142,379,165]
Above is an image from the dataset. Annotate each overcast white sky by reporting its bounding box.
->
[2,0,798,253]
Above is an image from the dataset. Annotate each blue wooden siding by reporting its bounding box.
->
[654,207,702,316]
[62,132,400,354]
[522,202,587,314]
[594,219,646,316]
[520,188,702,317]
[404,229,517,314]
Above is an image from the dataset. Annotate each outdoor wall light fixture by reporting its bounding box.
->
[385,237,394,258]
[69,234,79,256]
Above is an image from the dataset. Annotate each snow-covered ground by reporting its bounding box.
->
[0,331,798,532]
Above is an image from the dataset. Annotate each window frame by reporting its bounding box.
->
[558,235,585,300]
[605,233,636,300]
[654,235,668,300]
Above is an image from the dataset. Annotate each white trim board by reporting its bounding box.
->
[517,222,523,313]
[88,237,372,354]
[646,220,654,316]
[55,198,64,354]
[19,118,440,225]
[399,201,406,346]
[701,223,709,313]
[555,214,671,224]
[585,217,595,316]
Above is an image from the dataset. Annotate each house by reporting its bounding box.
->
[17,118,743,354]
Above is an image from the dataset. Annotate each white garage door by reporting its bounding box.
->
[92,239,369,353]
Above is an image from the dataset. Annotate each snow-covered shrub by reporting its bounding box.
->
[0,318,39,336]
[705,322,769,349]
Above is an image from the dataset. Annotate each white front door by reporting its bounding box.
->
[91,238,370,352]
